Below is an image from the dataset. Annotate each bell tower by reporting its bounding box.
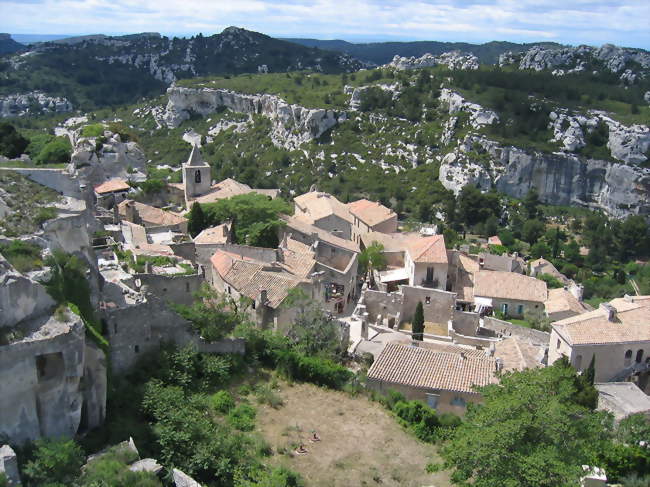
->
[182,144,211,204]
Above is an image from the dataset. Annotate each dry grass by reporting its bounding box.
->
[256,381,452,487]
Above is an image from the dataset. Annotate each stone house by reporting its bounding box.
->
[549,295,650,388]
[209,249,317,332]
[404,235,448,290]
[279,214,360,253]
[473,270,548,318]
[293,191,353,240]
[544,285,591,321]
[530,257,570,284]
[349,198,398,245]
[477,252,525,274]
[94,178,130,209]
[118,199,188,234]
[367,342,498,415]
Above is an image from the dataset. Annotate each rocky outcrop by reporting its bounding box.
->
[0,445,20,486]
[344,83,400,110]
[0,92,72,118]
[173,469,203,487]
[500,43,650,81]
[548,111,650,164]
[439,89,499,129]
[386,51,479,71]
[69,129,147,188]
[439,134,650,218]
[158,86,346,150]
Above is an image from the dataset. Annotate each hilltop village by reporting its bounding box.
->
[1,133,649,485]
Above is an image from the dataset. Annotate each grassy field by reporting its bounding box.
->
[255,381,451,487]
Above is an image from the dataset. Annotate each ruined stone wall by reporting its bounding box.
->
[452,310,480,336]
[481,316,550,346]
[0,168,82,198]
[135,272,203,306]
[0,314,106,445]
[362,289,403,325]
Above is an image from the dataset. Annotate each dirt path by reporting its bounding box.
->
[256,381,452,487]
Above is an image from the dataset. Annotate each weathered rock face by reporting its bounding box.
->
[0,310,107,445]
[158,86,346,150]
[0,91,72,118]
[548,111,650,164]
[0,444,21,486]
[439,135,650,218]
[386,51,479,71]
[0,254,55,329]
[69,130,147,188]
[501,43,650,81]
[344,83,400,110]
[439,89,499,129]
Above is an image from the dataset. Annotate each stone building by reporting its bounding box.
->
[473,270,548,318]
[367,342,498,415]
[549,295,650,388]
[118,199,188,234]
[293,191,353,240]
[94,178,131,209]
[349,198,398,245]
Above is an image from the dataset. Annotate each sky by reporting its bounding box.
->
[1,0,649,49]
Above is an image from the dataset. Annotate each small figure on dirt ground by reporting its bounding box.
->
[310,431,321,442]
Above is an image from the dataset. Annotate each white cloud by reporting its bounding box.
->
[1,0,648,48]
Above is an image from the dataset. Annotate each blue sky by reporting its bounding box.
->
[1,0,649,49]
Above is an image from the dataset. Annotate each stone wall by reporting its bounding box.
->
[481,316,550,346]
[0,168,82,198]
[400,285,456,326]
[0,312,106,445]
[452,310,480,336]
[135,272,204,306]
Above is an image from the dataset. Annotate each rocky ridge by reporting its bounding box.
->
[499,44,650,83]
[0,92,73,118]
[386,51,479,71]
[156,86,347,150]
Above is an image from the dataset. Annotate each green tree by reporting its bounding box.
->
[441,359,611,487]
[287,301,344,359]
[358,241,387,279]
[412,301,424,341]
[0,122,29,158]
[523,187,541,220]
[484,215,499,238]
[522,219,546,245]
[187,202,207,237]
[530,241,552,259]
[616,215,650,261]
[33,136,71,165]
[563,239,582,264]
[22,438,85,486]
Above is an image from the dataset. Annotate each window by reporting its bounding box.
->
[556,339,561,349]
[575,355,583,370]
[426,267,434,282]
[185,282,190,292]
[636,350,644,363]
[426,393,439,409]
[227,286,231,295]
[501,303,509,315]
[517,304,524,315]
[194,170,201,183]
[252,300,256,310]
[625,349,633,367]
[451,396,466,408]
[134,345,140,353]
[114,323,118,334]
[425,296,431,305]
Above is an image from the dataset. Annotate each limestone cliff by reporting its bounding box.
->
[386,51,479,71]
[0,91,73,118]
[157,86,347,150]
[439,134,650,218]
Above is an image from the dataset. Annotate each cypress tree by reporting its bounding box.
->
[188,202,206,237]
[412,301,425,341]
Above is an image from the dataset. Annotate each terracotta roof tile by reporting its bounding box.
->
[192,178,279,204]
[281,215,359,252]
[545,287,592,316]
[553,296,650,345]
[407,235,448,264]
[473,270,547,303]
[94,179,130,194]
[294,192,352,223]
[348,199,396,227]
[118,200,187,227]
[194,223,230,244]
[367,342,498,394]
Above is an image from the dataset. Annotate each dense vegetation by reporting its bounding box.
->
[188,193,292,248]
[0,240,43,272]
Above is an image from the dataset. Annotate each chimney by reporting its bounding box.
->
[495,358,503,372]
[460,352,466,360]
[600,302,617,322]
[569,283,584,302]
[259,288,268,305]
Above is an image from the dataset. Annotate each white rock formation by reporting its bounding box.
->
[158,86,346,150]
[173,468,203,487]
[645,91,650,105]
[439,151,492,195]
[0,445,20,486]
[0,92,72,118]
[69,128,147,187]
[439,89,499,129]
[386,51,479,71]
[345,83,400,110]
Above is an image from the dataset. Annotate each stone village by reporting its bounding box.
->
[1,132,649,486]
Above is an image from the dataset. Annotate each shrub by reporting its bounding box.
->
[0,240,43,272]
[81,123,106,138]
[33,136,71,165]
[537,273,564,289]
[275,350,353,389]
[228,403,257,431]
[34,206,58,225]
[254,383,283,408]
[392,400,460,443]
[211,390,235,413]
[0,122,29,158]
[22,438,85,486]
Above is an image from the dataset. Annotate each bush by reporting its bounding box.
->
[537,273,564,289]
[211,390,235,413]
[254,383,283,408]
[81,123,106,138]
[275,350,353,389]
[391,400,459,443]
[0,122,29,158]
[0,240,43,272]
[34,206,58,225]
[228,403,257,431]
[22,438,85,486]
[33,136,71,165]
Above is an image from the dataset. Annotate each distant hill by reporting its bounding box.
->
[282,38,563,65]
[0,27,361,110]
[0,34,24,55]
